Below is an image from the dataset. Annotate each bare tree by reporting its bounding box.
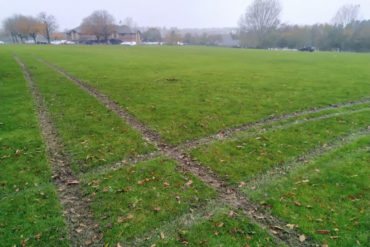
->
[332,4,360,27]
[3,15,20,43]
[28,17,43,43]
[38,12,58,44]
[3,15,42,43]
[81,10,115,43]
[239,0,282,47]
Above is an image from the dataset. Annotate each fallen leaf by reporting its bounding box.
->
[238,182,246,188]
[35,233,42,240]
[67,180,80,185]
[185,180,193,187]
[294,201,302,207]
[218,222,224,227]
[229,210,235,217]
[295,179,310,185]
[316,230,331,234]
[117,243,122,247]
[127,214,134,220]
[85,239,93,246]
[76,228,83,233]
[273,225,284,231]
[286,224,298,229]
[160,232,165,239]
[299,235,306,242]
[163,182,170,187]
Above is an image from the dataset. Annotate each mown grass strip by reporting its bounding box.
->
[191,109,370,184]
[19,54,156,172]
[0,52,68,246]
[82,157,216,245]
[250,135,370,247]
[15,55,103,246]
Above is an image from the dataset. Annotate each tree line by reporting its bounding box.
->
[238,0,370,51]
[3,13,57,43]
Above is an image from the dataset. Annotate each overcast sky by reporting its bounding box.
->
[1,0,370,30]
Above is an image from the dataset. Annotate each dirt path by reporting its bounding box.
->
[38,57,322,246]
[15,56,103,247]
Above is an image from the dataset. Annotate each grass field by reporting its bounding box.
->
[1,45,369,247]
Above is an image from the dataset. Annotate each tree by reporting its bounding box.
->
[81,10,115,43]
[332,4,360,27]
[239,0,282,47]
[28,17,43,43]
[3,15,42,43]
[142,28,162,42]
[3,15,20,43]
[38,12,58,44]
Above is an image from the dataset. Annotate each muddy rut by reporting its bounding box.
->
[15,56,103,247]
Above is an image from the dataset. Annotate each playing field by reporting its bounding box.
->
[1,45,369,247]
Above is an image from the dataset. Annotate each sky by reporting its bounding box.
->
[1,0,370,30]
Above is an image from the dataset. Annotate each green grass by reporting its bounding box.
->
[250,136,370,247]
[154,209,278,247]
[9,45,370,143]
[17,54,156,172]
[191,110,370,184]
[1,45,369,246]
[0,51,69,246]
[82,158,216,244]
[0,185,69,246]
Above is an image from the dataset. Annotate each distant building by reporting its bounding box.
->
[66,25,141,44]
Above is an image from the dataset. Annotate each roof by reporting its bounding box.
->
[66,25,138,35]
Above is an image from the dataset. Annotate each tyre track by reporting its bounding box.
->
[15,56,103,247]
[176,100,370,151]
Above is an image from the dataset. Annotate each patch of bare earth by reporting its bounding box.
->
[15,56,103,247]
[37,57,328,246]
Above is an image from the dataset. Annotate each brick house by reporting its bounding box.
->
[66,25,141,44]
